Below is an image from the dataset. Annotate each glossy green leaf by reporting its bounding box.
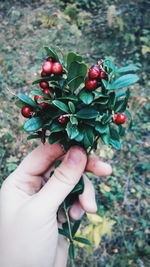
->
[44,46,59,61]
[72,220,81,237]
[57,96,78,101]
[18,93,37,108]
[27,134,41,140]
[49,122,65,132]
[48,132,65,144]
[67,61,87,92]
[71,176,84,195]
[24,117,43,132]
[32,77,51,85]
[76,108,99,119]
[52,100,69,113]
[114,65,139,73]
[74,127,84,142]
[104,59,116,72]
[101,114,112,124]
[69,243,76,259]
[66,122,79,139]
[58,228,70,239]
[84,127,95,147]
[95,123,109,134]
[79,89,94,104]
[15,99,26,108]
[67,52,82,70]
[109,127,121,150]
[70,116,78,125]
[68,101,76,113]
[74,237,91,246]
[106,74,139,90]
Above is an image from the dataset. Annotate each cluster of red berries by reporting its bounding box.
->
[21,57,63,119]
[85,64,108,91]
[41,57,63,77]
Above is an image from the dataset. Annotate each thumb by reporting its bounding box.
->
[37,146,87,212]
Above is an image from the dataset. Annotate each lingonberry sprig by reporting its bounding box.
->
[16,47,139,258]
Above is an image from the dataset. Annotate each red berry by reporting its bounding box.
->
[34,95,48,108]
[85,78,98,91]
[42,88,51,96]
[58,115,68,124]
[99,71,108,80]
[21,106,33,118]
[88,66,101,79]
[40,81,49,89]
[113,113,127,124]
[47,57,55,62]
[41,71,48,77]
[42,61,53,73]
[51,62,63,74]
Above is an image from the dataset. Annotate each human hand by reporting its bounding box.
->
[0,143,112,267]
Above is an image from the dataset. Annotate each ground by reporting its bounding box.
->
[0,1,150,266]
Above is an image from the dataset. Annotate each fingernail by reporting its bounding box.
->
[66,146,86,166]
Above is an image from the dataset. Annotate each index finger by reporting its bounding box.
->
[16,142,64,176]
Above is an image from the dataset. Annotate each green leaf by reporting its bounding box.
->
[72,220,81,237]
[31,90,51,99]
[104,59,116,72]
[48,132,65,144]
[71,176,84,195]
[118,125,125,136]
[27,134,41,140]
[52,100,69,113]
[114,65,139,73]
[76,108,99,119]
[58,228,70,239]
[74,237,91,246]
[84,127,95,147]
[69,243,76,259]
[74,128,84,142]
[101,133,110,145]
[101,114,112,124]
[24,117,43,132]
[18,93,37,108]
[95,123,109,134]
[109,127,121,150]
[70,116,78,125]
[79,89,94,104]
[67,52,82,70]
[49,122,65,132]
[44,46,59,61]
[102,79,109,89]
[57,96,78,101]
[105,92,115,110]
[106,74,139,90]
[66,122,79,139]
[110,139,121,150]
[67,61,87,92]
[15,99,26,108]
[68,101,76,113]
[32,77,51,85]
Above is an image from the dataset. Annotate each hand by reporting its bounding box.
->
[0,143,112,267]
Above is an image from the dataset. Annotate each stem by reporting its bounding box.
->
[63,201,73,242]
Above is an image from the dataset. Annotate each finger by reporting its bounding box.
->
[54,235,68,267]
[37,146,87,212]
[16,142,64,176]
[86,155,112,176]
[79,174,97,213]
[69,201,85,220]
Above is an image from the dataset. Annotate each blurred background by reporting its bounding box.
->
[0,0,150,266]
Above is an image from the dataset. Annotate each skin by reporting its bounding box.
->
[0,143,112,267]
